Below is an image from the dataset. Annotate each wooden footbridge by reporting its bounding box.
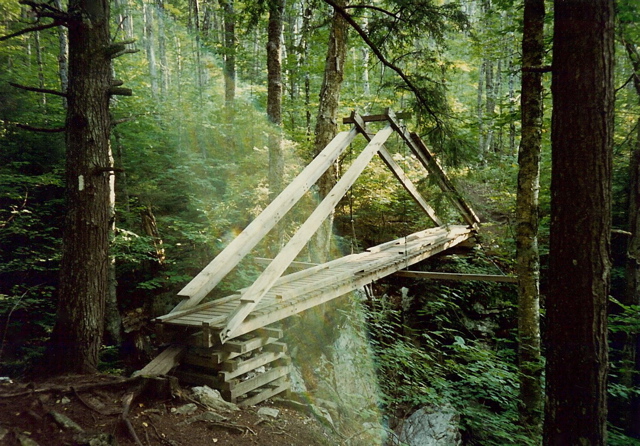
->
[138,109,481,406]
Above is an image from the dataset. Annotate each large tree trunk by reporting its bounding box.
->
[515,0,544,434]
[310,0,348,263]
[623,39,640,439]
[47,0,114,374]
[544,1,614,444]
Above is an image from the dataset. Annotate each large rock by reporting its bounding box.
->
[398,406,462,446]
[191,386,238,413]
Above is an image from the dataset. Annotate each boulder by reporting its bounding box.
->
[191,386,238,413]
[398,406,462,446]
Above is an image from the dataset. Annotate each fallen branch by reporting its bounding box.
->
[0,376,141,399]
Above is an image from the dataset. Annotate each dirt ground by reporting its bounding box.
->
[0,374,337,446]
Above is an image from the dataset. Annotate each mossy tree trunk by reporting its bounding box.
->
[515,0,544,434]
[311,0,348,263]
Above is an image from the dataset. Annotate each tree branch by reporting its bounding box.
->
[19,0,67,21]
[9,82,66,97]
[0,22,60,42]
[321,0,441,125]
[16,124,65,133]
[109,87,133,96]
[111,117,135,127]
[343,4,399,19]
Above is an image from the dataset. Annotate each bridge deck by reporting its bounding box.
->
[157,224,474,346]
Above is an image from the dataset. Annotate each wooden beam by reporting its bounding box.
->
[171,128,358,312]
[219,123,394,343]
[343,111,412,124]
[134,345,185,376]
[385,109,481,228]
[254,257,319,269]
[394,271,518,283]
[348,111,442,226]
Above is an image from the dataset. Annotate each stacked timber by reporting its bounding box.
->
[174,326,290,407]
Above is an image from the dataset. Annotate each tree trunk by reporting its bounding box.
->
[622,38,640,438]
[310,0,348,263]
[144,2,159,100]
[47,0,114,374]
[220,0,236,108]
[54,0,68,104]
[544,1,614,444]
[515,0,544,434]
[625,124,640,438]
[156,0,169,96]
[267,0,285,203]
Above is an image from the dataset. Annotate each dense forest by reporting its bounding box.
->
[1,0,639,445]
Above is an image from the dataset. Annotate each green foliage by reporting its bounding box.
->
[365,299,534,445]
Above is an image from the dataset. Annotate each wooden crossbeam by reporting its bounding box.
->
[343,111,412,123]
[170,128,358,313]
[218,122,394,343]
[394,271,518,283]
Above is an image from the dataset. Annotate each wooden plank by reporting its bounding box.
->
[135,345,185,376]
[174,369,223,389]
[172,128,359,313]
[254,258,319,269]
[219,123,395,343]
[157,293,241,323]
[238,378,290,407]
[224,365,290,400]
[221,351,286,380]
[394,271,518,283]
[366,226,449,253]
[220,333,282,354]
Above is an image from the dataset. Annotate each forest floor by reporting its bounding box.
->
[0,373,336,446]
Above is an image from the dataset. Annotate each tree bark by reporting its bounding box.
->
[53,0,68,103]
[220,0,236,108]
[144,2,159,100]
[622,38,640,438]
[310,0,348,263]
[267,0,285,203]
[544,1,614,444]
[47,0,114,374]
[516,0,544,434]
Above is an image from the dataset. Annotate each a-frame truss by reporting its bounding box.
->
[161,109,480,345]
